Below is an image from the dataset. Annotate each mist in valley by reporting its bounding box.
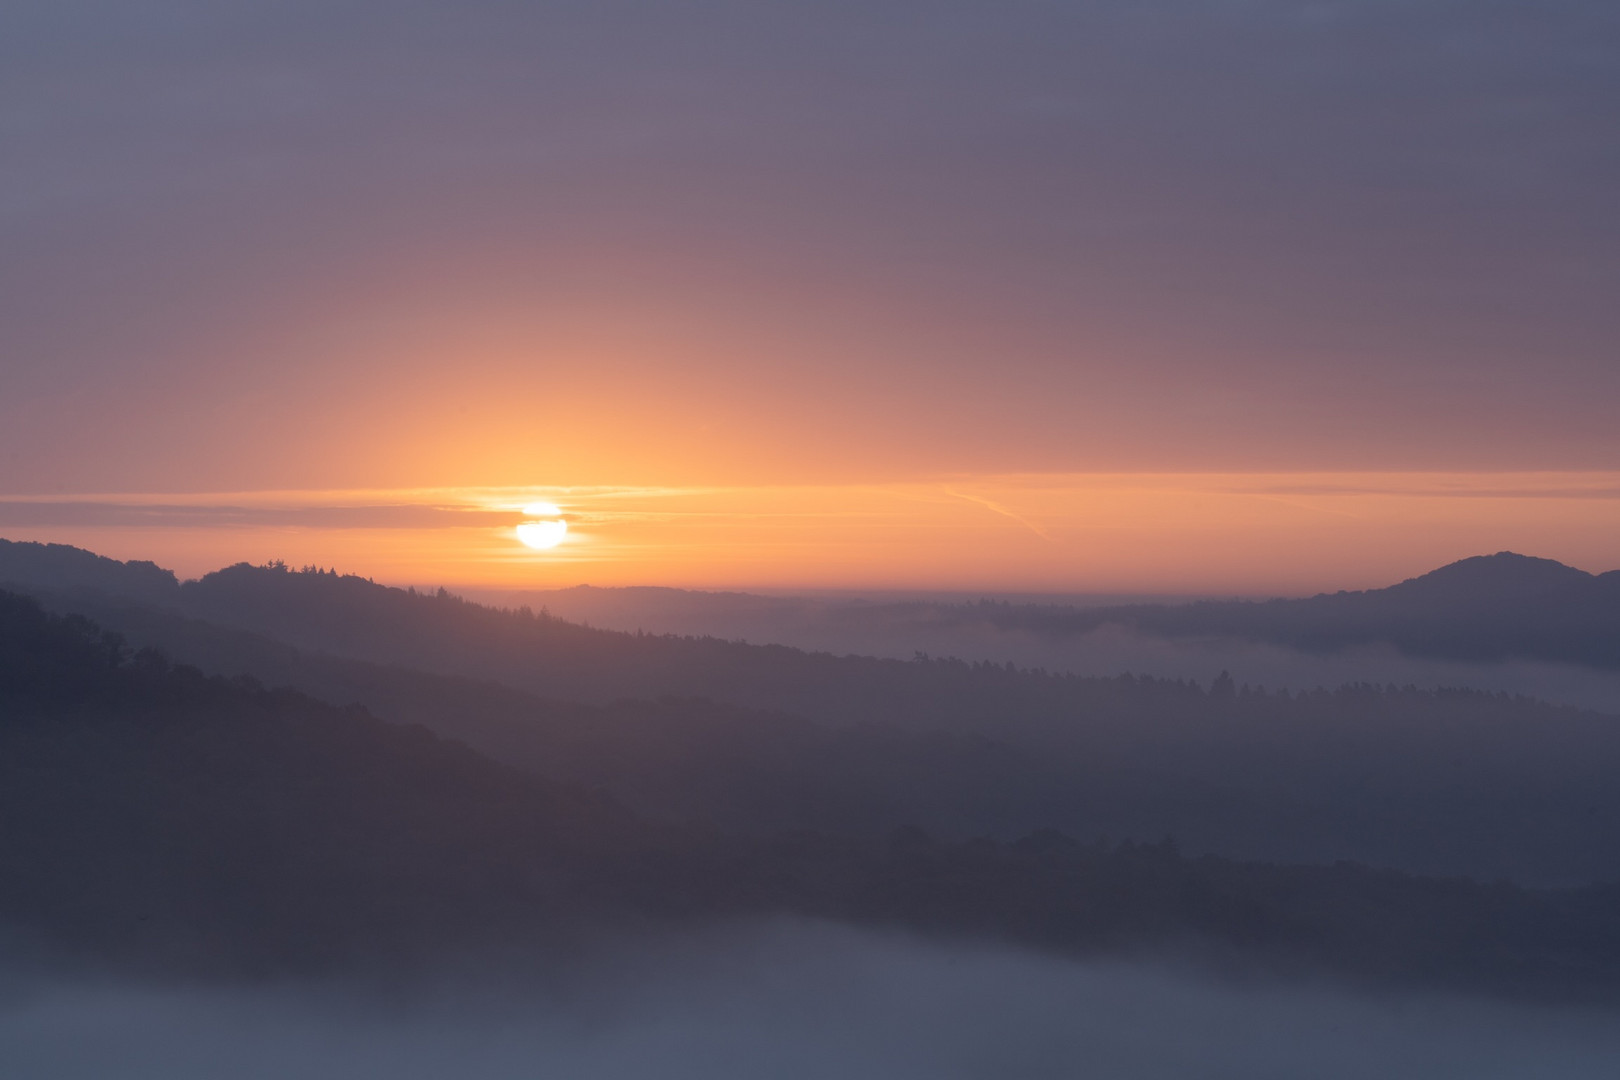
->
[7,0,1620,1071]
[7,922,1620,1080]
[463,586,1620,714]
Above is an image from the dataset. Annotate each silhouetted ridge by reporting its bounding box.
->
[6,589,1620,1000]
[1393,550,1581,592]
[11,545,1620,883]
[0,538,178,604]
[0,590,675,974]
[1384,552,1595,604]
[8,537,1618,668]
[951,551,1620,668]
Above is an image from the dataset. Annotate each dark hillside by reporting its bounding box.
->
[8,545,1620,884]
[7,540,1620,676]
[4,591,1620,1002]
[0,539,179,605]
[961,552,1620,668]
[26,580,1620,883]
[0,592,673,975]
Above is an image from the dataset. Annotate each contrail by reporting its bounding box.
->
[942,488,1058,542]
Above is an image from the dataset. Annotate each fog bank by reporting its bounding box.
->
[5,922,1619,1079]
[466,588,1620,714]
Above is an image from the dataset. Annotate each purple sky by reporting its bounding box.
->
[2,2,1619,585]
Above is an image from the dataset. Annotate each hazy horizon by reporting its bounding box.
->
[6,1,1620,593]
[7,1,1620,1073]
[2,474,1618,593]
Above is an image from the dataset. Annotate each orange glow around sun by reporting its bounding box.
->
[2,472,1619,595]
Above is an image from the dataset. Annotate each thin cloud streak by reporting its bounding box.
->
[1,473,1617,592]
[0,501,519,530]
[941,487,1059,542]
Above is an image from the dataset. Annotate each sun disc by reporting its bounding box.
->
[516,519,568,550]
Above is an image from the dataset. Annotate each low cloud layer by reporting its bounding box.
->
[480,587,1620,714]
[5,922,1619,1079]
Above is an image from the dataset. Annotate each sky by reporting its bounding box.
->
[4,1,1619,590]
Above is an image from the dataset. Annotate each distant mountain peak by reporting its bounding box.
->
[1388,552,1593,601]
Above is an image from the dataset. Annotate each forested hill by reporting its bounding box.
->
[6,589,1620,1003]
[958,552,1620,667]
[4,542,1618,682]
[9,542,1620,884]
[0,590,680,973]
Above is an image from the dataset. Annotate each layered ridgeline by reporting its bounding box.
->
[467,552,1620,672]
[9,541,1620,676]
[5,539,1620,885]
[957,552,1620,667]
[4,590,1620,1001]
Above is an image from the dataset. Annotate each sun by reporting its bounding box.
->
[516,504,568,550]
